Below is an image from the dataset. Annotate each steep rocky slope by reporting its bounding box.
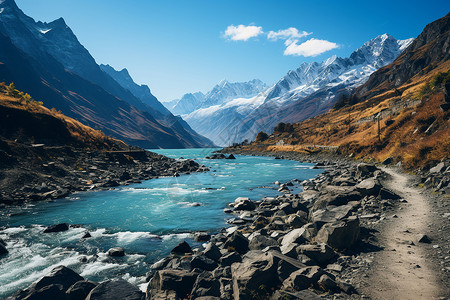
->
[0,0,213,148]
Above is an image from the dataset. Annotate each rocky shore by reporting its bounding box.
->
[6,154,445,299]
[0,145,208,206]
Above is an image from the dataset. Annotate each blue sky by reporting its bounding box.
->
[16,0,450,101]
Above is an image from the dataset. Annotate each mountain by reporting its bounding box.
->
[99,64,171,115]
[240,13,450,170]
[167,79,268,116]
[0,0,213,148]
[176,34,413,146]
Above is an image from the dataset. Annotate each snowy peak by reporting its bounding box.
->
[350,33,414,68]
[168,79,268,115]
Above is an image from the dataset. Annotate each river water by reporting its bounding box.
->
[0,148,322,297]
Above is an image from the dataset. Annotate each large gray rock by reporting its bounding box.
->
[429,162,445,174]
[189,272,221,299]
[356,178,381,196]
[311,205,353,229]
[15,266,84,300]
[107,247,125,257]
[356,164,378,178]
[148,269,198,299]
[203,243,222,262]
[315,216,360,250]
[248,235,277,250]
[171,241,192,254]
[280,228,308,247]
[0,242,7,256]
[234,199,257,211]
[43,223,69,233]
[231,251,280,300]
[282,266,324,291]
[191,254,218,271]
[297,244,336,266]
[224,231,249,254]
[86,279,144,300]
[220,252,242,267]
[66,280,97,300]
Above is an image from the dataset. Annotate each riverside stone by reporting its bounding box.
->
[148,269,198,299]
[86,279,143,300]
[231,251,279,300]
[171,241,192,254]
[315,216,360,250]
[297,244,336,266]
[107,247,125,257]
[43,223,69,233]
[203,243,222,262]
[189,272,221,299]
[224,231,249,254]
[66,280,97,300]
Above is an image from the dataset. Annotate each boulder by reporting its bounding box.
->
[356,178,381,196]
[234,199,256,211]
[0,242,7,256]
[315,216,360,250]
[297,244,336,266]
[317,274,339,292]
[356,163,378,178]
[66,280,97,300]
[148,269,198,299]
[227,154,236,159]
[194,232,211,242]
[311,205,353,229]
[280,228,308,247]
[43,223,69,233]
[429,162,445,174]
[171,241,193,254]
[203,243,222,262]
[190,272,221,299]
[220,252,242,267]
[287,214,306,228]
[231,251,280,300]
[416,234,432,244]
[107,247,125,257]
[86,279,144,300]
[282,266,324,291]
[271,251,307,282]
[191,254,218,271]
[224,231,249,254]
[17,266,84,299]
[248,235,277,250]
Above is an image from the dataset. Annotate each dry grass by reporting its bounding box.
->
[0,83,127,150]
[247,66,450,170]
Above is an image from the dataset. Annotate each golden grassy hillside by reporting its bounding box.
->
[0,82,128,150]
[241,66,450,170]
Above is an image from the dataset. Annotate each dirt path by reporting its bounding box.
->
[366,167,442,300]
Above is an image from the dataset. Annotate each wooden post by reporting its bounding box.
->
[377,115,381,143]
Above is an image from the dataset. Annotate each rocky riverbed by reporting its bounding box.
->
[0,145,208,206]
[5,154,447,300]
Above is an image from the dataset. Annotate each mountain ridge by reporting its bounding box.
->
[0,0,214,148]
[173,34,413,146]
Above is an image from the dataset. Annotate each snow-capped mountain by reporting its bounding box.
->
[177,34,414,146]
[166,79,268,115]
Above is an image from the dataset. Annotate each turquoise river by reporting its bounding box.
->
[0,148,322,297]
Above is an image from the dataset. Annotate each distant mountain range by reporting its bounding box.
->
[0,0,214,148]
[165,34,413,146]
[242,12,450,170]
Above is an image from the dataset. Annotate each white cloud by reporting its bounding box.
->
[284,38,338,57]
[267,27,312,41]
[224,24,263,41]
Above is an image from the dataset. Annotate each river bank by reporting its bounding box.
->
[1,149,448,299]
[0,144,208,206]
